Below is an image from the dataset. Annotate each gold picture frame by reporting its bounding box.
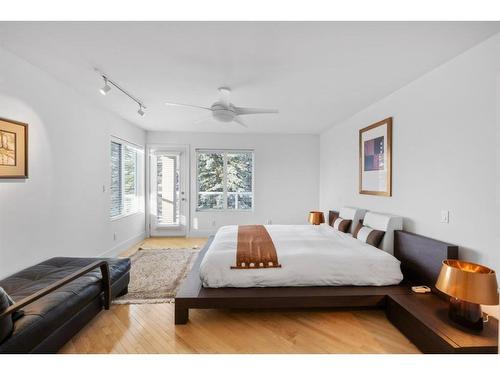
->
[359,117,392,196]
[0,117,28,179]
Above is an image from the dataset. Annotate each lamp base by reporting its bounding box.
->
[448,298,483,331]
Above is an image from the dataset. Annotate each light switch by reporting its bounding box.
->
[440,210,449,224]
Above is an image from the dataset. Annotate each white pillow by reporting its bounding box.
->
[363,212,403,254]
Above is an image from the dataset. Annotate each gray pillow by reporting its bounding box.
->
[0,287,14,344]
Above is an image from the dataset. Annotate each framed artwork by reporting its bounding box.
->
[0,117,28,179]
[359,117,392,196]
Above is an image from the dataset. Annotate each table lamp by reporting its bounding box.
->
[308,211,325,225]
[435,259,499,330]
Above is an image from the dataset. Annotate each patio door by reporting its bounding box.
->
[149,146,188,237]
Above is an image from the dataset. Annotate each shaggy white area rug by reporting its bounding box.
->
[113,247,199,304]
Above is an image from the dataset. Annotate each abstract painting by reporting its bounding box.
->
[364,135,384,171]
[0,118,28,178]
[359,118,392,196]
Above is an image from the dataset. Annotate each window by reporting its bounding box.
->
[196,149,254,211]
[110,139,143,219]
[156,152,180,225]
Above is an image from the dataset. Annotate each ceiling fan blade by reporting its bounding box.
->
[234,107,279,115]
[165,102,212,111]
[218,87,231,107]
[233,117,248,128]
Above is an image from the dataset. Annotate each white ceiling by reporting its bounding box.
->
[1,22,499,134]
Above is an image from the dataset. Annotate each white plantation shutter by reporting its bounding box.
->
[110,139,142,219]
[110,141,122,218]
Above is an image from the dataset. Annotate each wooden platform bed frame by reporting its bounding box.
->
[175,229,499,353]
[176,230,454,324]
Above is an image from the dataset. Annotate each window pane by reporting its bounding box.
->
[227,192,236,209]
[197,152,224,209]
[237,193,253,210]
[226,152,253,192]
[227,151,253,210]
[227,193,252,210]
[198,192,223,210]
[157,154,180,225]
[123,145,138,215]
[110,141,122,218]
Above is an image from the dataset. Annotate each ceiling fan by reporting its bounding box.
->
[165,87,278,127]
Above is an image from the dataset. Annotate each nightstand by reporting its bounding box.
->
[386,292,498,354]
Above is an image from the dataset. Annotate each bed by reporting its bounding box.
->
[201,208,403,288]
[175,209,457,325]
[200,224,403,288]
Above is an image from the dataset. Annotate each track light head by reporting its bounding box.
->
[137,105,146,117]
[97,71,146,116]
[100,77,111,95]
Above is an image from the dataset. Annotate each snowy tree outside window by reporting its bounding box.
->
[196,150,254,210]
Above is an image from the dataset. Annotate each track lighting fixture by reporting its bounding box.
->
[99,77,111,95]
[95,68,146,117]
[137,105,146,117]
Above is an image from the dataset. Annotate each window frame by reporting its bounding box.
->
[110,136,144,221]
[195,148,255,212]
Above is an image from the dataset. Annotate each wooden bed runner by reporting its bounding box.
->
[231,225,282,269]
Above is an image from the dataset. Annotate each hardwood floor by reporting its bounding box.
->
[59,237,420,354]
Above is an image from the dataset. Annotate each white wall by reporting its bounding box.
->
[0,47,146,279]
[320,34,500,275]
[147,131,319,236]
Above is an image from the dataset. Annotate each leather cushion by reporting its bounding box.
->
[0,257,130,353]
[0,288,13,344]
[2,288,24,321]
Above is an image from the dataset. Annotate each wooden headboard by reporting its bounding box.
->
[394,230,458,287]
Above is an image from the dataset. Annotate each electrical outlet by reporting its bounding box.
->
[440,210,449,224]
[266,219,273,225]
[211,219,216,227]
[102,185,106,193]
[113,233,117,241]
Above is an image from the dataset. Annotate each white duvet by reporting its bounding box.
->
[199,224,404,288]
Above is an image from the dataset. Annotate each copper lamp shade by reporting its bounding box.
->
[436,260,498,305]
[308,211,325,225]
[436,259,499,330]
